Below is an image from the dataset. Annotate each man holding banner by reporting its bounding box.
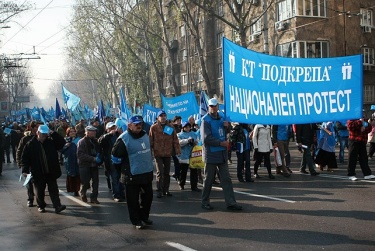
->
[201,98,242,211]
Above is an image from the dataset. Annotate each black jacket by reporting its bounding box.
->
[296,123,318,146]
[230,124,251,145]
[98,131,119,170]
[21,132,65,182]
[16,132,34,168]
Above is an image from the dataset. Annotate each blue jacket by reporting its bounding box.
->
[177,131,197,162]
[317,122,336,152]
[272,125,292,141]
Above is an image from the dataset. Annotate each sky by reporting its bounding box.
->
[1,0,75,108]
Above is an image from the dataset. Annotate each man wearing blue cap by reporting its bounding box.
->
[16,121,43,207]
[21,124,67,213]
[201,98,242,211]
[149,110,181,198]
[112,115,154,229]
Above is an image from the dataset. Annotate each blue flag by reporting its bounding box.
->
[97,100,106,124]
[199,91,209,119]
[120,88,131,123]
[31,107,40,120]
[55,98,62,119]
[62,84,81,111]
[61,108,67,118]
[105,102,112,118]
[39,108,46,124]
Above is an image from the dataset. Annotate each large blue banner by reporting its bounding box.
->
[223,38,363,124]
[161,92,199,121]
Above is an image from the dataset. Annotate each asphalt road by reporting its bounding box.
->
[1,144,375,251]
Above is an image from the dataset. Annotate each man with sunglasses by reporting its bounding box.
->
[201,98,242,211]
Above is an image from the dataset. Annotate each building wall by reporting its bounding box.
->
[161,0,375,106]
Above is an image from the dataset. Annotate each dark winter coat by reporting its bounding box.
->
[61,137,80,176]
[16,131,34,168]
[296,123,319,146]
[21,132,65,182]
[77,136,102,168]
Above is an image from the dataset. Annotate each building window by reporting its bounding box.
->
[232,29,241,44]
[276,41,329,58]
[362,47,375,66]
[276,0,296,22]
[217,32,224,48]
[180,25,186,38]
[250,18,262,35]
[218,63,223,78]
[364,85,375,103]
[181,74,187,86]
[277,0,326,21]
[179,49,187,62]
[360,9,373,27]
[175,75,180,86]
[217,1,223,16]
[298,0,326,17]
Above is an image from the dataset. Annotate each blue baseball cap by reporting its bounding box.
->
[182,121,191,128]
[208,98,218,106]
[129,115,143,124]
[157,110,166,117]
[38,125,49,134]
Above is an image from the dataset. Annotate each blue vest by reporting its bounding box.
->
[203,114,226,152]
[119,131,153,175]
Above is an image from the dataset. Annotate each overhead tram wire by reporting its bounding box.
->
[15,9,89,55]
[28,24,71,54]
[2,0,55,47]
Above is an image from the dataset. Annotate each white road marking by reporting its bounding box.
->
[210,186,296,203]
[59,190,92,208]
[166,241,197,251]
[297,172,375,182]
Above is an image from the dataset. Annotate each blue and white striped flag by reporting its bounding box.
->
[199,91,209,118]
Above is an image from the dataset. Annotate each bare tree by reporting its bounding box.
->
[0,1,33,25]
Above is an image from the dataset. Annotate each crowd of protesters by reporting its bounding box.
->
[1,103,375,229]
